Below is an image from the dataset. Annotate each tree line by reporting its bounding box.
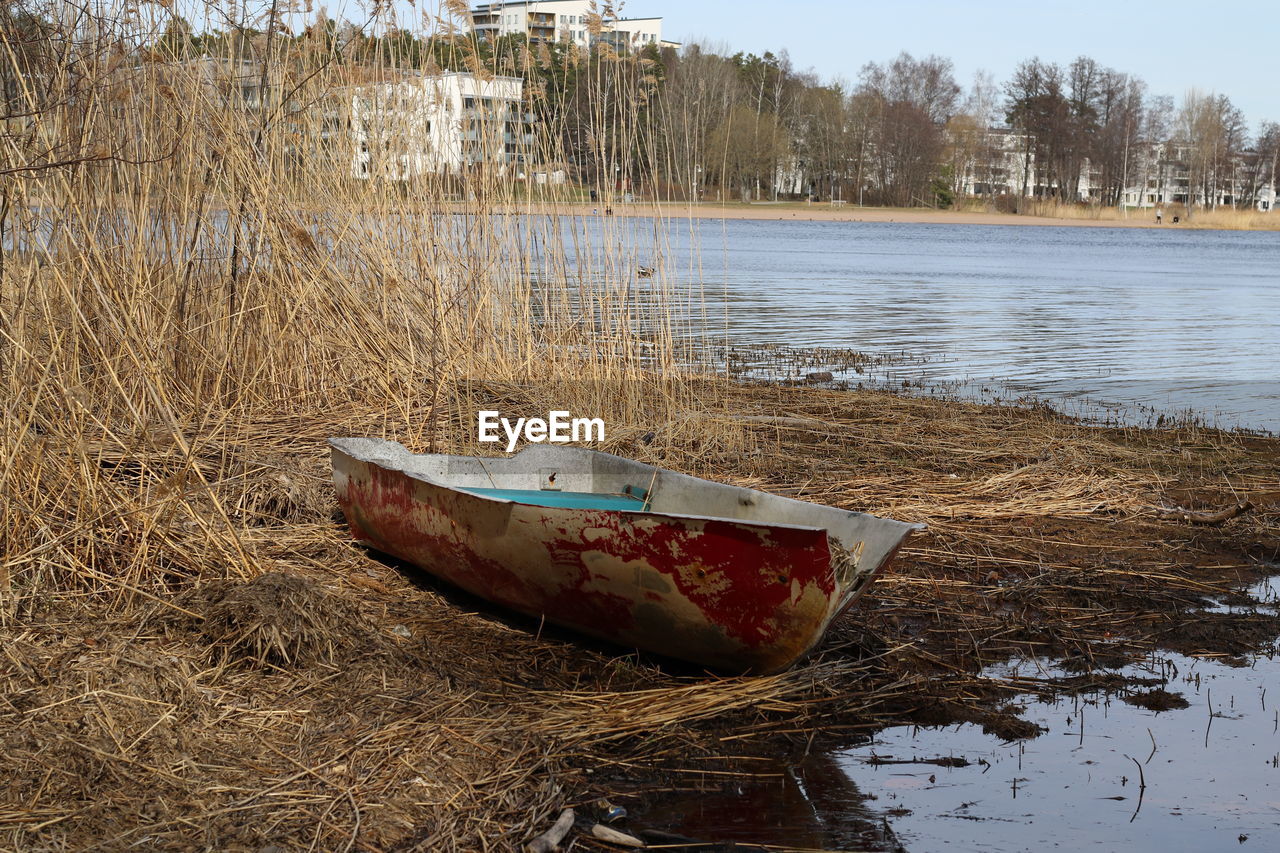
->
[5,1,1278,210]
[652,44,1277,209]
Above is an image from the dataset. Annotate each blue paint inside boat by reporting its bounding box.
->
[459,488,647,511]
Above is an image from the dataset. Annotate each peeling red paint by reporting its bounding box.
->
[334,452,902,673]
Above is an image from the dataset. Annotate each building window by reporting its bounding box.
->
[560,14,565,22]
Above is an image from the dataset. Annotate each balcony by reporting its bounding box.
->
[463,105,514,119]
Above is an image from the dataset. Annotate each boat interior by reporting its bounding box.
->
[331,439,922,564]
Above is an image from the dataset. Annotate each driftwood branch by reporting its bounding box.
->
[526,808,574,853]
[590,823,646,846]
[1151,500,1253,526]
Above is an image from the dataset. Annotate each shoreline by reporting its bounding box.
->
[78,198,1274,232]
[550,200,1280,230]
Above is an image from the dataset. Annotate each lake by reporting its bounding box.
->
[604,216,1280,433]
[18,208,1276,430]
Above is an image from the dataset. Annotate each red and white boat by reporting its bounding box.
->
[331,438,922,674]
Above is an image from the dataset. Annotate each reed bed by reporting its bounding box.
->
[1014,198,1279,229]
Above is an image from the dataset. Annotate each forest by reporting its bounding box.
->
[4,0,1278,209]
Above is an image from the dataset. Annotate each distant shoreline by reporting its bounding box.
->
[556,201,1279,231]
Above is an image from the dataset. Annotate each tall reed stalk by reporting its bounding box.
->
[0,1,719,618]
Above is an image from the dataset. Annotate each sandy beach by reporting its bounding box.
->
[560,200,1278,230]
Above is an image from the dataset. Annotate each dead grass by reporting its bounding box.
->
[2,380,1277,850]
[169,571,376,669]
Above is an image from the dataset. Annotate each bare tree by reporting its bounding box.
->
[859,52,958,206]
[945,70,1001,200]
[787,79,850,200]
[1060,56,1104,201]
[1090,69,1146,206]
[653,42,742,199]
[1178,90,1247,209]
[1004,58,1054,199]
[705,104,789,201]
[1239,121,1279,209]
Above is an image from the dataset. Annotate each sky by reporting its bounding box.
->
[222,0,1277,127]
[612,0,1279,127]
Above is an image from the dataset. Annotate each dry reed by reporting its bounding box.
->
[1014,199,1279,229]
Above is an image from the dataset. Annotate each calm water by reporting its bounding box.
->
[615,217,1280,432]
[844,610,1280,852]
[21,209,1275,429]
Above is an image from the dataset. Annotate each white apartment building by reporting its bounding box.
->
[347,72,533,180]
[956,128,1034,197]
[954,131,1275,212]
[1256,185,1277,212]
[1113,140,1275,211]
[469,1,677,50]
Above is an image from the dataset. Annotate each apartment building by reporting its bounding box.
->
[347,72,533,180]
[1256,186,1277,212]
[1115,141,1274,210]
[955,128,1033,197]
[954,130,1275,211]
[468,1,676,50]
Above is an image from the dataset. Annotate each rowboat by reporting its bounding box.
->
[330,438,923,674]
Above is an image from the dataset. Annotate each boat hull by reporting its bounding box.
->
[332,441,916,673]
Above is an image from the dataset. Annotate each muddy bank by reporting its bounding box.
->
[2,382,1277,850]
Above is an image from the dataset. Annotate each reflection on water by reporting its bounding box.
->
[844,647,1280,852]
[841,576,1280,853]
[642,752,893,851]
[572,216,1280,432]
[638,577,1279,852]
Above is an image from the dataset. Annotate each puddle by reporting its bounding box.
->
[636,754,893,850]
[1201,575,1280,614]
[844,647,1280,851]
[636,576,1280,851]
